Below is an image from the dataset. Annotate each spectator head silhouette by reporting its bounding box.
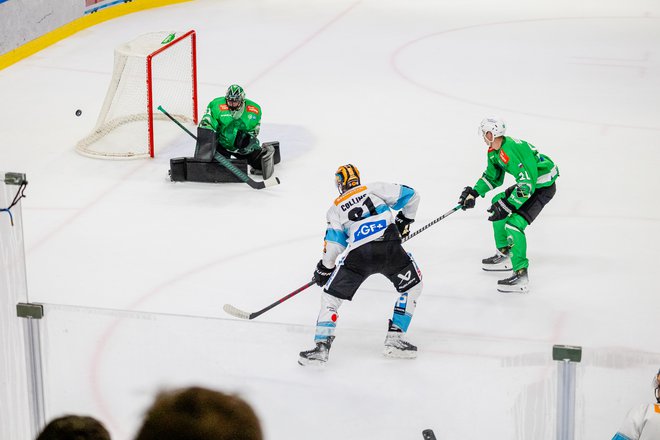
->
[36,415,110,440]
[134,386,262,440]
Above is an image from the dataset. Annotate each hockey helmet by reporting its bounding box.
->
[335,164,361,194]
[479,117,506,142]
[226,84,245,111]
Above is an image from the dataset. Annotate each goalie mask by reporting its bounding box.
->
[226,84,245,112]
[335,164,361,194]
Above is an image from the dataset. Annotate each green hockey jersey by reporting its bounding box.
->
[199,97,262,154]
[473,136,559,209]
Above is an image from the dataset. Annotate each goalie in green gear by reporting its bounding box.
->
[195,84,275,179]
[457,117,559,293]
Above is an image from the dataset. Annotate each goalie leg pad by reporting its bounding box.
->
[169,157,187,182]
[261,141,281,164]
[260,143,275,180]
[194,127,217,161]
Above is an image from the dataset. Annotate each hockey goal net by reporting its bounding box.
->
[76,30,198,159]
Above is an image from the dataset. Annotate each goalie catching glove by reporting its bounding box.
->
[395,212,414,239]
[234,130,257,154]
[313,260,334,286]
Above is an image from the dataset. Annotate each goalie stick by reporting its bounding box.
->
[157,105,280,190]
[223,280,316,320]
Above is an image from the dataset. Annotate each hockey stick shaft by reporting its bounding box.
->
[157,105,280,189]
[403,205,461,242]
[223,280,316,320]
[224,206,460,320]
[157,105,197,139]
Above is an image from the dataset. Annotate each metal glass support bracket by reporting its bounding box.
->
[16,303,46,438]
[553,344,582,440]
[4,172,27,186]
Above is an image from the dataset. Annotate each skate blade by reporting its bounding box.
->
[297,357,328,367]
[482,262,513,271]
[383,347,418,359]
[497,285,529,294]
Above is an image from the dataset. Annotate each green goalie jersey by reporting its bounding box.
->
[199,97,262,154]
[473,136,559,209]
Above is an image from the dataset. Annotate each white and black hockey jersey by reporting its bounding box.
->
[321,182,420,268]
[612,403,660,440]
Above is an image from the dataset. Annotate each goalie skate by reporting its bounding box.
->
[383,332,417,359]
[482,247,512,271]
[298,336,334,366]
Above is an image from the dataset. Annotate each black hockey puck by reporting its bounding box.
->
[75,109,82,117]
[422,429,437,440]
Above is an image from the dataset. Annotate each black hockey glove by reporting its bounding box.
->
[395,212,414,239]
[487,198,516,222]
[313,260,334,287]
[234,130,253,151]
[458,186,478,210]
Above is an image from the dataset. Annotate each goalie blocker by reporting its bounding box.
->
[169,140,281,183]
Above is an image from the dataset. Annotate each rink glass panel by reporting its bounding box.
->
[30,302,659,440]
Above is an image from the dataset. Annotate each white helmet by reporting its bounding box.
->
[479,117,506,138]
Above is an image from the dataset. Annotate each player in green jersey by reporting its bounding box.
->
[195,84,275,178]
[457,117,559,293]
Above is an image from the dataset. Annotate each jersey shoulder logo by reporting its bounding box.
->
[246,105,260,114]
[499,149,510,164]
[219,104,229,111]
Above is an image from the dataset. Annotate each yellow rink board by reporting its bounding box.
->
[0,0,193,70]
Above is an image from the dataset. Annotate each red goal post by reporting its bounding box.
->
[76,30,198,159]
[146,30,198,158]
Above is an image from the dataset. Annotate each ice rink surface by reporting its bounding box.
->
[1,0,660,439]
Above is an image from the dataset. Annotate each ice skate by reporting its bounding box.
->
[482,247,512,271]
[298,336,334,366]
[383,331,417,359]
[497,268,529,293]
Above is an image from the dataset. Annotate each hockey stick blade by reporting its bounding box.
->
[222,303,253,320]
[222,280,315,321]
[246,175,281,189]
[263,175,281,188]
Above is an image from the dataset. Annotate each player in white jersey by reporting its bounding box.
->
[298,164,423,366]
[612,369,660,440]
